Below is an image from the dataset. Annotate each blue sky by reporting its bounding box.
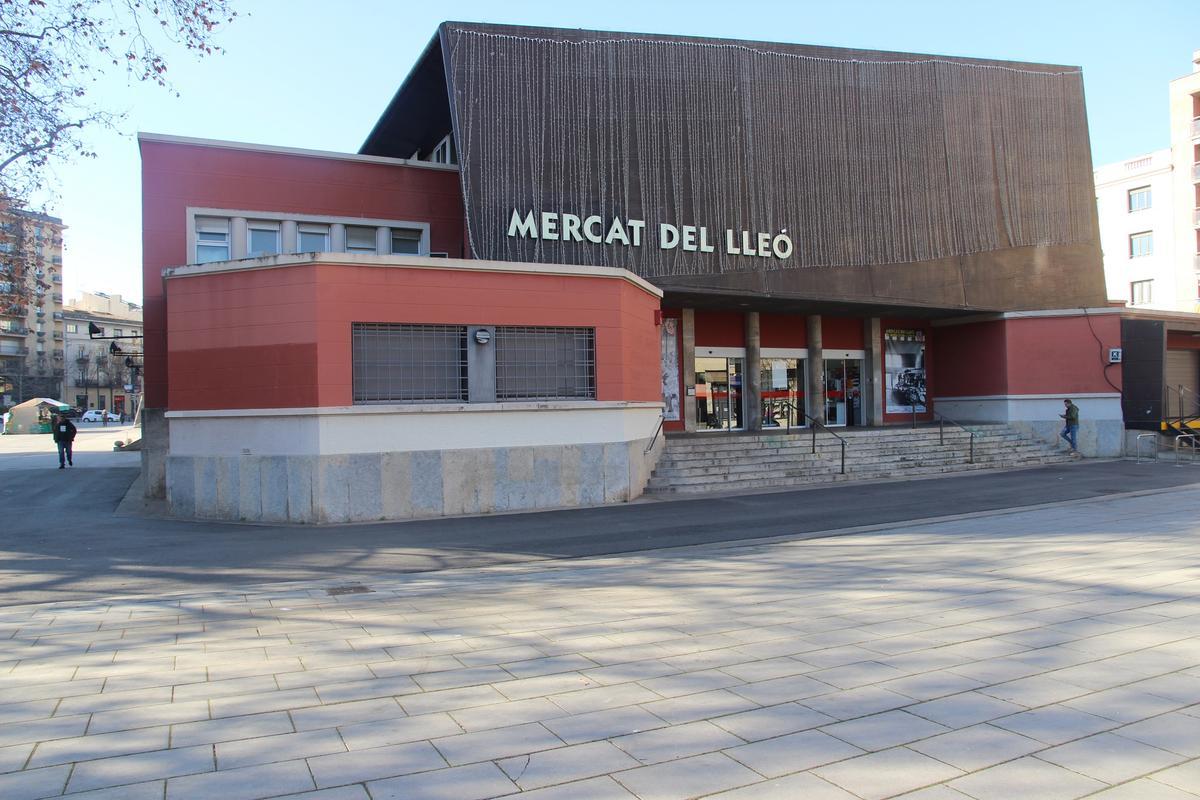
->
[53,0,1200,303]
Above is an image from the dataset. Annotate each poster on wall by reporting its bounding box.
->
[660,317,681,421]
[885,328,926,413]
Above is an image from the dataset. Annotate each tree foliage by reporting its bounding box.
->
[0,0,234,402]
[0,0,237,206]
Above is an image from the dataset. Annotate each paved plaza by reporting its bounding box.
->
[1,482,1199,799]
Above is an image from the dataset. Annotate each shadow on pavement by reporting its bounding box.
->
[2,459,1198,606]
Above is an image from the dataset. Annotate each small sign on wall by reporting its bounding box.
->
[1108,348,1123,364]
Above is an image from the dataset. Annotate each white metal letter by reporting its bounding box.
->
[541,211,560,241]
[561,214,583,242]
[583,215,603,243]
[508,209,538,239]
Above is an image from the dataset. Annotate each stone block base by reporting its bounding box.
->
[167,438,659,523]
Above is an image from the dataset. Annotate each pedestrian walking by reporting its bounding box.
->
[52,413,77,469]
[1060,398,1080,455]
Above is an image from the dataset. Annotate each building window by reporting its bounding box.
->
[113,329,123,337]
[1131,280,1153,305]
[297,224,330,253]
[247,221,281,257]
[495,326,596,401]
[66,323,77,333]
[390,228,422,255]
[196,217,230,263]
[1129,232,1153,258]
[345,226,377,254]
[1127,186,1151,212]
[430,134,457,165]
[352,323,467,403]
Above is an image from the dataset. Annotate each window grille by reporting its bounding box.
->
[495,326,595,401]
[352,323,467,403]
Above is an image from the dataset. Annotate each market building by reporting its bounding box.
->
[142,23,1139,523]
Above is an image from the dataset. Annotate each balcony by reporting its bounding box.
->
[51,293,62,303]
[51,274,61,283]
[52,311,62,320]
[52,331,62,340]
[0,325,27,337]
[52,349,63,359]
[0,346,30,356]
[1,305,26,318]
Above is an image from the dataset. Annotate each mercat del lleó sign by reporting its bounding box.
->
[507,209,795,260]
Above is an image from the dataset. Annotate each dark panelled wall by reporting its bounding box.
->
[429,23,1106,313]
[1121,318,1164,430]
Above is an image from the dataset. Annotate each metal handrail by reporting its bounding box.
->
[765,398,848,475]
[929,410,977,464]
[801,406,848,475]
[1165,384,1200,418]
[1175,434,1197,466]
[644,412,665,455]
[1136,432,1159,463]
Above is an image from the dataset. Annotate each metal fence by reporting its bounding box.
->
[352,323,468,403]
[494,326,596,401]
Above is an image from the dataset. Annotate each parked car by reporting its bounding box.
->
[61,407,83,419]
[81,409,121,422]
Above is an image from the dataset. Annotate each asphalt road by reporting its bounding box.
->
[2,459,1199,606]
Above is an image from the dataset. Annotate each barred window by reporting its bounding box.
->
[352,323,467,403]
[495,326,595,401]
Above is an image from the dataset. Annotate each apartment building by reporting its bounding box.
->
[1169,50,1200,309]
[63,292,144,415]
[1096,150,1176,309]
[0,210,66,405]
[1096,50,1200,312]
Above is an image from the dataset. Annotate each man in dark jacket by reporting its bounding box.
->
[51,413,77,469]
[1059,399,1080,454]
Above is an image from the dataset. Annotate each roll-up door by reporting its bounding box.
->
[1164,349,1200,417]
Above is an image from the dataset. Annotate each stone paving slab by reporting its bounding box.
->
[0,489,1199,798]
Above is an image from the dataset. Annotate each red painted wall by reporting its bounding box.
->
[694,310,744,347]
[760,313,808,349]
[1004,315,1122,395]
[141,139,467,408]
[932,320,1007,398]
[166,263,662,410]
[823,316,865,349]
[1167,331,1200,351]
[933,314,1122,399]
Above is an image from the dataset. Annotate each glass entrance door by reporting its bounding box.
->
[824,358,863,426]
[695,356,744,430]
[761,358,806,428]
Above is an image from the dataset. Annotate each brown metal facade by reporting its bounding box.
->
[366,22,1108,314]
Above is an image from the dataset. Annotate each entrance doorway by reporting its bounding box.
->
[824,358,863,426]
[695,356,744,430]
[761,357,806,428]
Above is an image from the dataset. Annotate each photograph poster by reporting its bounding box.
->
[660,317,681,421]
[884,328,926,413]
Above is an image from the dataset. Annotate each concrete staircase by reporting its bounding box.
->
[644,424,1075,497]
